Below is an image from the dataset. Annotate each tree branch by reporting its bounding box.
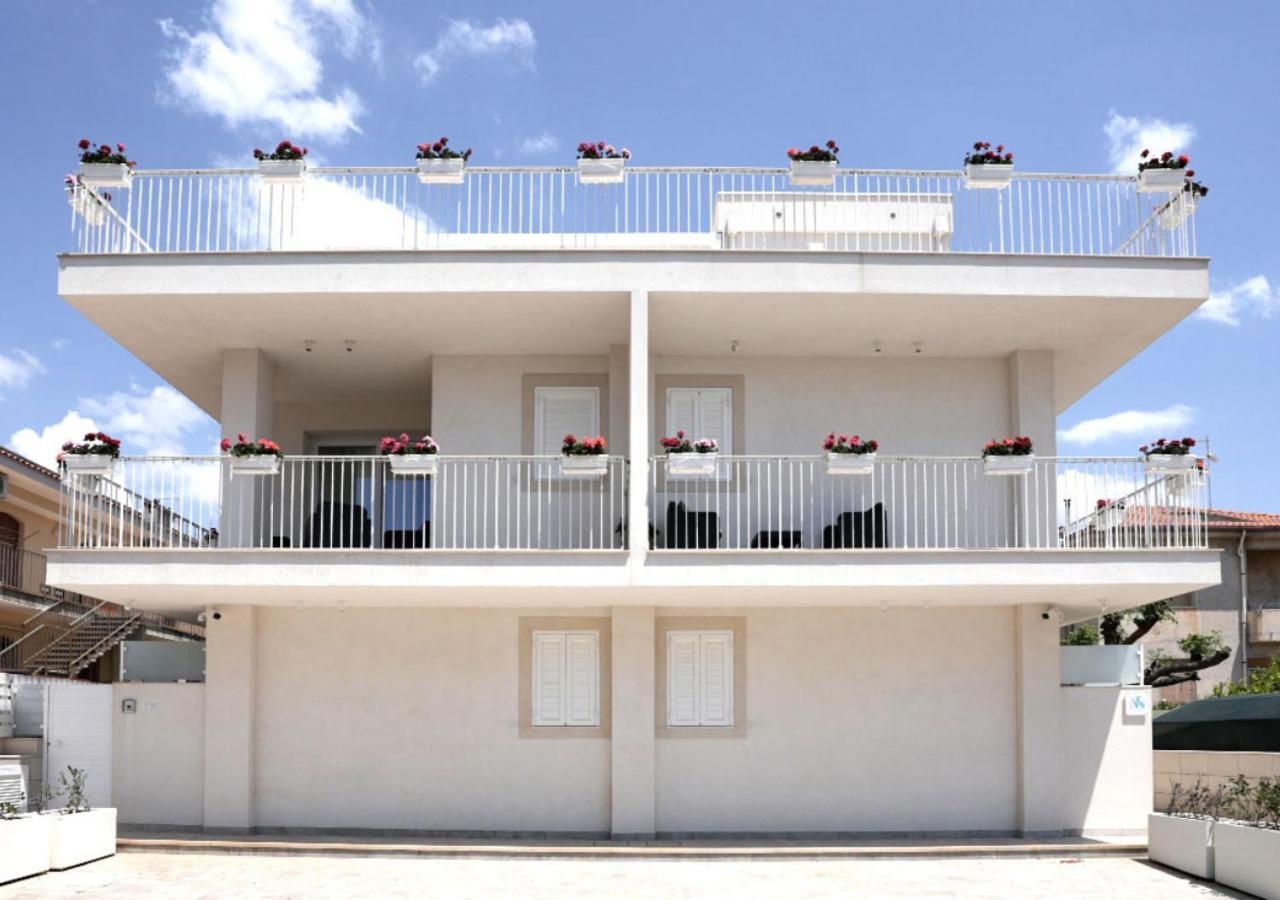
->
[1144,649,1231,686]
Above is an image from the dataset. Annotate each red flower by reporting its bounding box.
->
[1185,169,1195,177]
[220,438,232,452]
[563,434,577,446]
[238,432,248,443]
[1177,154,1190,164]
[1182,437,1196,447]
[78,139,91,150]
[1140,149,1150,158]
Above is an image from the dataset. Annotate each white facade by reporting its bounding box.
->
[50,162,1216,837]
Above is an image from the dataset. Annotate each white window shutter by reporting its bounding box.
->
[564,633,599,726]
[667,632,700,726]
[666,389,698,439]
[532,632,565,726]
[534,387,600,455]
[698,388,732,455]
[699,632,734,726]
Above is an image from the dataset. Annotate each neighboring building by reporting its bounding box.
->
[1140,509,1280,704]
[0,446,202,681]
[46,159,1218,837]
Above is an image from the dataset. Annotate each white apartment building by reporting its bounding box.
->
[47,160,1217,837]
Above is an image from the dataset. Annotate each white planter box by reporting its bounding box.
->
[666,452,719,479]
[963,162,1014,189]
[560,454,609,477]
[48,808,116,871]
[1095,506,1127,530]
[68,192,108,226]
[78,163,132,189]
[388,454,439,476]
[577,158,626,184]
[789,159,837,187]
[0,815,51,884]
[416,158,466,185]
[983,454,1034,476]
[826,452,876,476]
[1158,192,1196,229]
[258,159,307,184]
[1144,453,1197,476]
[227,455,280,477]
[1214,821,1280,899]
[1138,167,1186,193]
[61,455,116,478]
[1147,813,1214,880]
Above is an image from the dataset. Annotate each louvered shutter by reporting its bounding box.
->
[665,388,732,454]
[699,632,734,726]
[666,632,700,726]
[534,387,600,455]
[564,633,599,726]
[666,389,699,440]
[532,632,565,726]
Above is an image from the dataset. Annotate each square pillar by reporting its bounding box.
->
[203,605,256,830]
[611,605,656,837]
[627,291,649,561]
[1014,604,1062,836]
[219,350,275,548]
[1008,350,1056,548]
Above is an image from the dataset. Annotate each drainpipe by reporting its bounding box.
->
[1238,530,1249,686]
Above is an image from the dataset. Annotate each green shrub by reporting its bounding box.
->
[1062,624,1100,646]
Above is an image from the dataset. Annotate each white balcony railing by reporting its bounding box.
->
[64,167,1198,258]
[649,456,1208,551]
[59,455,628,552]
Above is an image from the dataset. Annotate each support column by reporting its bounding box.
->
[219,349,275,548]
[203,605,256,830]
[1014,604,1062,836]
[1008,350,1056,548]
[627,292,649,561]
[611,605,656,838]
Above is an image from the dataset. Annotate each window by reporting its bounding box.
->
[533,387,600,455]
[666,630,734,727]
[531,631,600,727]
[665,388,732,454]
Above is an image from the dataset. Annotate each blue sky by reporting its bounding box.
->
[1,0,1277,509]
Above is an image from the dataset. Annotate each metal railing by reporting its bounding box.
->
[648,455,1208,551]
[64,166,1198,258]
[59,455,628,552]
[0,544,49,599]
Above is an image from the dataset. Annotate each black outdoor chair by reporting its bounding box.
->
[305,502,373,548]
[384,523,431,549]
[822,503,888,549]
[665,501,720,549]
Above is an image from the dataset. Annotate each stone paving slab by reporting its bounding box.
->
[0,852,1245,899]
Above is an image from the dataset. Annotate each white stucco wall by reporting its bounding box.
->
[654,606,1019,833]
[1059,686,1152,835]
[251,606,612,832]
[112,683,205,827]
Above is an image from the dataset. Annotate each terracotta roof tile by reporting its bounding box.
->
[0,445,60,482]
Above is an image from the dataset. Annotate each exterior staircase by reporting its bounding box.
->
[0,601,142,678]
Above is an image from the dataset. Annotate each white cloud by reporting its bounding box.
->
[1197,275,1278,326]
[1104,111,1195,174]
[158,0,378,139]
[256,178,437,250]
[1059,404,1196,446]
[0,349,45,396]
[51,338,70,352]
[414,18,535,84]
[517,132,558,156]
[10,411,100,470]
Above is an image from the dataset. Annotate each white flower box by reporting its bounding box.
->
[963,162,1014,189]
[258,159,307,184]
[388,454,439,476]
[0,814,51,884]
[227,456,281,477]
[1138,167,1186,193]
[983,454,1034,476]
[1144,453,1197,476]
[560,455,609,477]
[577,158,626,184]
[1158,192,1197,229]
[826,452,876,476]
[666,452,719,479]
[789,160,837,187]
[1147,813,1214,880]
[1094,506,1127,531]
[1214,821,1280,899]
[61,455,116,478]
[68,191,109,226]
[78,163,132,189]
[48,808,116,871]
[416,158,466,185]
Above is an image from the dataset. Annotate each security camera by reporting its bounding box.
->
[212,611,223,621]
[1041,611,1051,620]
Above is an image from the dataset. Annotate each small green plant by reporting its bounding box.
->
[58,766,90,814]
[1178,631,1226,661]
[1061,624,1100,646]
[1165,777,1280,830]
[1154,698,1182,711]
[1214,653,1280,697]
[0,799,21,819]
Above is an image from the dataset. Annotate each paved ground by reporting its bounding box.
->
[1,853,1245,899]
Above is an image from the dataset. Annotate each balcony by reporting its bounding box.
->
[64,166,1200,259]
[55,454,1207,554]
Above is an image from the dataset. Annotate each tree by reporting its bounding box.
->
[1213,654,1280,696]
[1096,600,1231,688]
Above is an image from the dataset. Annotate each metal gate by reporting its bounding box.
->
[44,680,112,810]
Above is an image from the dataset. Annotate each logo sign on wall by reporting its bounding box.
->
[1123,692,1149,718]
